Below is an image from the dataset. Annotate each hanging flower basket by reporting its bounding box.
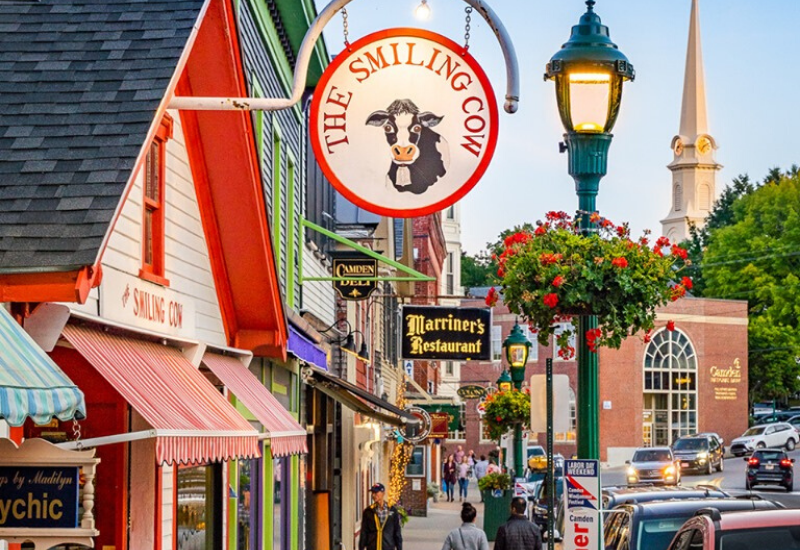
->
[487,211,691,356]
[483,389,531,440]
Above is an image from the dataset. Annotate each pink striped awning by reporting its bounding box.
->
[62,324,260,465]
[202,352,307,457]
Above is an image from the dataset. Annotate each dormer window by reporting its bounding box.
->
[139,114,173,286]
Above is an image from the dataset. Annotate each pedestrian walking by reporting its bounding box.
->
[467,450,476,479]
[494,496,542,550]
[440,502,489,550]
[454,445,466,463]
[473,455,489,502]
[486,459,501,475]
[442,456,450,499]
[457,456,470,502]
[358,483,403,550]
[443,455,458,502]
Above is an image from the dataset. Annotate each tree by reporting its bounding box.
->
[702,170,800,400]
[460,223,537,291]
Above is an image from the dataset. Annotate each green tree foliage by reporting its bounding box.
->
[702,168,800,400]
[460,223,537,290]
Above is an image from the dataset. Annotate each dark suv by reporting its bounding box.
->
[603,498,781,550]
[672,434,724,475]
[745,448,795,491]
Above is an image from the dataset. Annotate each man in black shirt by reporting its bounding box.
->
[358,483,403,550]
[495,496,542,550]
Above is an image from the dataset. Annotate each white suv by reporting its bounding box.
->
[730,422,798,456]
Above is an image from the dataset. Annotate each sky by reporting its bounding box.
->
[312,0,800,255]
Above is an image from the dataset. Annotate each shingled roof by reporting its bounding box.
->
[0,0,204,272]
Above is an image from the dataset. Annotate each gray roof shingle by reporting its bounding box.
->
[0,0,204,272]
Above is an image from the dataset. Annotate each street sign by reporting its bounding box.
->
[514,477,527,497]
[529,374,571,433]
[563,459,600,550]
[310,28,499,218]
[457,384,487,400]
[404,360,414,377]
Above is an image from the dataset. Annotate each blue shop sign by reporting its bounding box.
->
[0,466,79,529]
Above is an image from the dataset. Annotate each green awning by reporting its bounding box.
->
[419,404,462,432]
[0,306,86,426]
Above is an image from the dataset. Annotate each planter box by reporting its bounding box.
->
[481,489,513,541]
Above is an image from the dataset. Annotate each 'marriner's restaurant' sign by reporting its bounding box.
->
[401,305,491,361]
[310,28,499,218]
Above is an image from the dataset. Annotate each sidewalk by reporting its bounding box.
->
[403,480,495,550]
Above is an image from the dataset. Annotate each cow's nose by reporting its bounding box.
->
[391,144,417,162]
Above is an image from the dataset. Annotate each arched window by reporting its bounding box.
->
[555,387,577,443]
[643,329,697,446]
[674,183,682,211]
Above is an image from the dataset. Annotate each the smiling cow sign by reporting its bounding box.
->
[310,28,499,217]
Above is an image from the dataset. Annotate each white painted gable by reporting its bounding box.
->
[70,110,227,346]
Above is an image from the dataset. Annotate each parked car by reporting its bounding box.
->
[672,434,724,475]
[784,414,800,434]
[665,508,800,550]
[603,498,781,550]
[530,472,563,531]
[626,447,680,485]
[526,445,547,472]
[745,448,795,491]
[730,423,798,456]
[601,485,729,512]
[694,432,725,452]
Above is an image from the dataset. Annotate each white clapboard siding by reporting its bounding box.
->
[161,464,175,550]
[94,111,227,345]
[301,244,335,327]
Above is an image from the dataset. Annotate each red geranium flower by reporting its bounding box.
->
[535,225,547,236]
[495,416,503,422]
[543,293,559,309]
[611,257,628,268]
[671,244,688,260]
[552,275,565,288]
[666,320,676,331]
[486,287,499,307]
[656,236,671,248]
[681,276,693,290]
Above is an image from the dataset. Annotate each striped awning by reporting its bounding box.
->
[0,306,85,426]
[202,352,307,457]
[62,324,259,465]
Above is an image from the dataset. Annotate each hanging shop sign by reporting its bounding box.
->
[0,438,99,548]
[400,406,432,443]
[310,28,499,218]
[457,384,487,400]
[331,253,379,301]
[428,412,450,439]
[401,305,491,361]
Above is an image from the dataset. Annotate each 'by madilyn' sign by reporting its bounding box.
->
[310,28,499,218]
[402,305,490,361]
[0,466,79,528]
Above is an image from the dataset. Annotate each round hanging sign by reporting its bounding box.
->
[310,28,499,218]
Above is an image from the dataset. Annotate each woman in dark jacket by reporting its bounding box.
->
[359,483,403,550]
[443,454,458,502]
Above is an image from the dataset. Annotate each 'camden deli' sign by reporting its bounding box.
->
[310,28,499,217]
[402,305,491,361]
[331,253,378,301]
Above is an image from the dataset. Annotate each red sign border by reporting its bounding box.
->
[310,27,500,218]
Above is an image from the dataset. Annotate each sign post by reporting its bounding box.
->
[401,305,491,361]
[563,459,601,550]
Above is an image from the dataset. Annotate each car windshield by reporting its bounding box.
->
[720,526,800,549]
[632,450,671,462]
[754,450,785,462]
[673,438,707,451]
[637,518,687,550]
[528,448,545,457]
[743,427,765,436]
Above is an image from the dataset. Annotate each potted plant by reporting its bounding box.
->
[478,472,513,541]
[482,389,531,440]
[487,211,690,357]
[426,482,440,503]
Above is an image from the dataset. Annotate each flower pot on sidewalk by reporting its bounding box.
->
[481,489,512,541]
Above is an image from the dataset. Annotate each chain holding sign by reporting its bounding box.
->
[310,28,499,218]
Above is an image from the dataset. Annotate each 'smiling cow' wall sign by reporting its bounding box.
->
[310,28,499,217]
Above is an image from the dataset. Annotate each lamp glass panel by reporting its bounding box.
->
[508,344,528,368]
[568,72,611,133]
[499,382,512,392]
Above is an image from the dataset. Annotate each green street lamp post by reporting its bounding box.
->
[503,322,532,478]
[545,0,634,459]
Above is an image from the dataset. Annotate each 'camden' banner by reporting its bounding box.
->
[401,305,491,361]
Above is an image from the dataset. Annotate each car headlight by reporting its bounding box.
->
[697,452,708,460]
[627,467,637,476]
[664,465,676,476]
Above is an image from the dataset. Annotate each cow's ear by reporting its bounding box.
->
[366,111,390,126]
[418,112,444,128]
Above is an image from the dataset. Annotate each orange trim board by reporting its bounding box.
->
[0,265,102,303]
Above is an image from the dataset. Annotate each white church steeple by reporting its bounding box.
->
[661,0,721,243]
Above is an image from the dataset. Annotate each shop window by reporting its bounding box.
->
[445,361,454,376]
[177,463,222,550]
[491,325,502,362]
[448,404,466,440]
[140,114,172,286]
[273,457,290,550]
[405,446,425,477]
[237,457,260,550]
[555,387,577,442]
[479,418,493,443]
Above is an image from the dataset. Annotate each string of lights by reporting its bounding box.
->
[388,375,410,507]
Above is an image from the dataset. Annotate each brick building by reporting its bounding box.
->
[460,291,748,466]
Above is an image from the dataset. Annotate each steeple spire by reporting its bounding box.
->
[679,0,708,141]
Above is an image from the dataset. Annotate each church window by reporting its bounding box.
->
[673,183,682,212]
